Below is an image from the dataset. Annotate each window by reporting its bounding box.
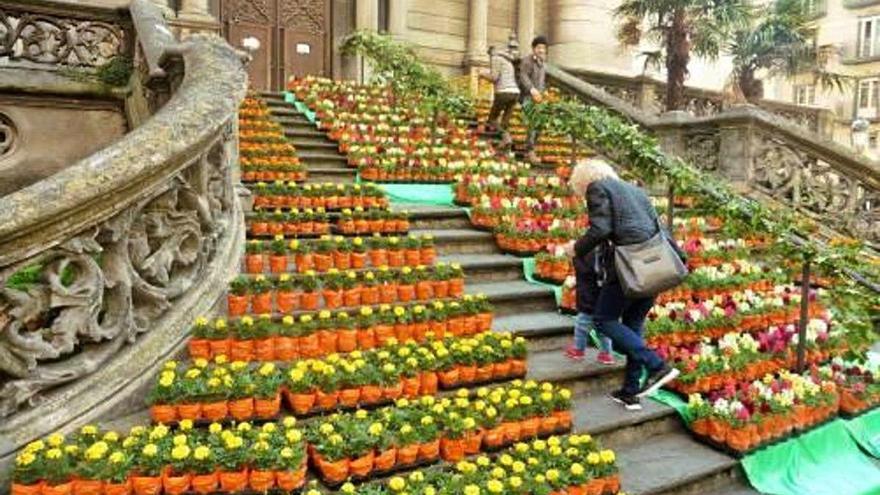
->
[859,16,880,58]
[378,0,389,33]
[795,85,816,106]
[858,78,879,118]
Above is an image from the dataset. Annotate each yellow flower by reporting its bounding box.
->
[486,480,504,493]
[571,463,585,476]
[280,447,294,459]
[173,434,188,447]
[388,477,406,491]
[194,446,211,461]
[208,422,223,434]
[464,485,480,495]
[600,449,616,463]
[24,440,45,453]
[171,445,191,460]
[587,452,601,465]
[149,425,169,440]
[341,482,356,494]
[109,451,126,464]
[16,452,36,466]
[142,444,158,457]
[258,363,276,376]
[47,433,64,447]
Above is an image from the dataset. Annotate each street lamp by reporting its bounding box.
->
[241,36,261,54]
[851,118,870,153]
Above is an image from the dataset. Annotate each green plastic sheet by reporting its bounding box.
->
[742,419,880,495]
[650,389,693,423]
[283,92,317,124]
[376,183,455,207]
[846,409,880,458]
[522,257,563,306]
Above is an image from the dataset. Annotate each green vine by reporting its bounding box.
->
[58,56,133,87]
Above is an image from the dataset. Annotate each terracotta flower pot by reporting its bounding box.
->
[276,291,300,313]
[176,403,202,421]
[207,338,231,358]
[382,381,404,401]
[402,376,421,398]
[432,280,450,299]
[316,458,349,484]
[464,430,484,454]
[188,339,211,360]
[228,398,255,420]
[227,295,249,317]
[218,470,248,493]
[131,476,161,495]
[360,384,383,404]
[343,288,362,307]
[323,289,343,309]
[230,339,254,362]
[316,389,339,410]
[190,473,217,495]
[103,480,132,495]
[397,284,416,302]
[374,448,397,472]
[72,479,103,495]
[254,337,276,361]
[440,437,466,462]
[202,401,228,421]
[162,472,191,495]
[520,417,541,439]
[286,390,317,415]
[553,410,573,430]
[149,404,177,424]
[255,393,281,419]
[13,483,43,495]
[337,328,358,352]
[357,328,376,350]
[301,291,320,310]
[245,254,264,274]
[339,387,361,407]
[417,439,440,461]
[248,470,275,492]
[349,451,375,477]
[420,372,438,395]
[439,368,460,388]
[317,330,339,355]
[396,444,419,466]
[275,464,306,491]
[251,292,273,314]
[459,365,477,384]
[298,332,320,358]
[275,336,298,360]
[269,255,287,274]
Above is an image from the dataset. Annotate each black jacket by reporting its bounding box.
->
[573,250,602,314]
[574,178,685,279]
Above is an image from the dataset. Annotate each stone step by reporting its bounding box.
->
[572,391,678,451]
[289,139,338,151]
[492,311,574,351]
[284,127,326,139]
[307,167,356,184]
[438,253,523,283]
[615,432,743,495]
[399,204,472,230]
[527,347,625,396]
[269,107,312,122]
[712,484,762,495]
[408,228,500,255]
[260,91,286,101]
[298,150,348,164]
[465,280,557,317]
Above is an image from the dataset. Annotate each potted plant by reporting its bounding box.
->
[300,271,320,310]
[368,236,388,267]
[291,240,314,273]
[254,363,283,419]
[250,276,273,315]
[227,276,250,318]
[351,237,368,268]
[269,235,288,273]
[322,269,345,309]
[245,240,264,274]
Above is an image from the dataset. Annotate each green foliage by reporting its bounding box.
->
[59,56,133,88]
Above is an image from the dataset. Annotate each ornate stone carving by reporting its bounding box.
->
[279,0,325,34]
[0,7,126,67]
[752,134,879,244]
[682,131,720,172]
[224,0,272,25]
[0,131,235,416]
[0,113,15,157]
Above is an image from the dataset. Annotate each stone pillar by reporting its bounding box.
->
[718,122,755,187]
[518,0,535,53]
[388,0,407,37]
[549,0,631,74]
[356,0,379,83]
[466,0,490,68]
[175,0,219,36]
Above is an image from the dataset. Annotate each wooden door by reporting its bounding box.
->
[220,0,330,91]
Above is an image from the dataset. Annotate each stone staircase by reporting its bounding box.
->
[261,91,761,495]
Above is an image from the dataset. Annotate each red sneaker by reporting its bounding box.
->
[597,351,616,366]
[564,346,585,361]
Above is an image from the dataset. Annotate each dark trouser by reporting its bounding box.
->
[487,92,519,133]
[521,96,540,152]
[593,279,664,395]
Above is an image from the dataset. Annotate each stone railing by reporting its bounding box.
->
[0,0,247,476]
[561,68,835,138]
[548,65,880,248]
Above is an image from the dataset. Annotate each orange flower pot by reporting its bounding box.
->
[483,428,504,448]
[12,483,42,495]
[379,285,398,304]
[275,465,306,491]
[323,289,343,309]
[218,470,248,493]
[553,410,573,430]
[72,479,103,495]
[420,247,436,265]
[449,278,464,296]
[248,470,275,492]
[360,385,383,404]
[349,452,375,477]
[188,339,211,360]
[374,448,397,471]
[269,255,287,273]
[207,338,231,358]
[464,430,484,454]
[394,323,413,342]
[230,339,254,362]
[103,480,131,495]
[439,368,460,388]
[316,458,349,484]
[317,330,339,355]
[275,336,298,360]
[402,376,421,398]
[510,359,527,377]
[382,381,404,400]
[190,472,218,494]
[440,437,466,462]
[343,288,362,307]
[254,337,276,361]
[316,390,339,409]
[339,387,361,407]
[420,372,438,395]
[417,440,440,461]
[162,472,191,495]
[432,280,450,299]
[276,291,299,313]
[298,333,320,358]
[493,361,512,379]
[286,390,317,415]
[149,404,177,424]
[227,295,249,317]
[475,365,493,383]
[245,254,264,274]
[176,403,202,421]
[520,417,541,439]
[387,251,404,267]
[502,421,522,444]
[228,398,254,420]
[374,324,395,346]
[351,252,367,269]
[314,254,332,272]
[459,365,477,384]
[337,329,358,352]
[396,444,419,466]
[202,401,228,421]
[301,292,319,310]
[251,292,273,314]
[131,476,161,495]
[361,286,380,305]
[255,393,281,419]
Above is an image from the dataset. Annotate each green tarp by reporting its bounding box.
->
[522,257,563,306]
[377,183,455,207]
[283,92,317,124]
[846,409,880,458]
[742,419,880,495]
[650,389,693,423]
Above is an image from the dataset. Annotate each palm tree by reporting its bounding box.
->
[727,0,847,101]
[616,0,751,111]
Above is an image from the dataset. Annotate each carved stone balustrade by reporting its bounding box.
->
[561,67,835,138]
[0,0,247,481]
[547,65,880,248]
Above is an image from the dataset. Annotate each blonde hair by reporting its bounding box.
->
[570,158,618,187]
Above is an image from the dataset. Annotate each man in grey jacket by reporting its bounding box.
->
[519,35,548,164]
[482,42,520,149]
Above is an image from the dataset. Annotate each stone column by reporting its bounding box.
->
[518,0,535,52]
[466,0,489,68]
[356,0,379,83]
[387,0,407,37]
[176,0,219,36]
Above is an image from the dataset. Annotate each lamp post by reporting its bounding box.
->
[851,118,870,154]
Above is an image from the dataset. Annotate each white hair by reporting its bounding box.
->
[570,158,618,187]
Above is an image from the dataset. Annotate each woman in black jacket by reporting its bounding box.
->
[563,159,680,411]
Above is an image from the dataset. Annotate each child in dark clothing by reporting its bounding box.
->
[564,249,616,364]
